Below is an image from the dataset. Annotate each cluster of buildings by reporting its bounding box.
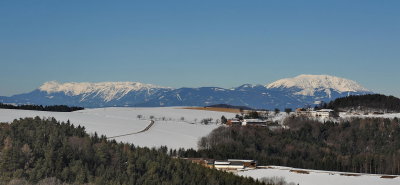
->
[183,158,257,171]
[295,108,335,119]
[223,108,336,127]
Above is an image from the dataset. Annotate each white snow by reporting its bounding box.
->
[339,112,400,119]
[2,107,400,184]
[39,81,171,102]
[238,166,400,185]
[0,107,235,149]
[266,74,369,96]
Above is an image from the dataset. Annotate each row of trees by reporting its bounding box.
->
[0,117,266,185]
[0,103,84,112]
[180,116,400,175]
[232,108,292,121]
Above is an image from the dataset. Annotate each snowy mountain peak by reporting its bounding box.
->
[266,74,369,96]
[234,84,265,91]
[39,81,171,102]
[236,84,256,89]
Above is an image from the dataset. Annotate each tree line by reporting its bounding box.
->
[321,94,400,113]
[178,116,400,175]
[0,103,84,112]
[0,117,265,185]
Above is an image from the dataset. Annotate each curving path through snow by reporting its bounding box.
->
[107,120,155,139]
[0,107,235,149]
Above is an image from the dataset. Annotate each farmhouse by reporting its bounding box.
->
[226,118,242,126]
[228,159,257,168]
[214,159,257,170]
[241,119,267,126]
[181,158,258,171]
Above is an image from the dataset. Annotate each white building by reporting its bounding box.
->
[296,108,334,119]
[214,161,245,170]
[214,159,257,170]
[315,109,334,119]
[241,119,266,126]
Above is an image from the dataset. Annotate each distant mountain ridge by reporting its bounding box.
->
[0,75,372,109]
[266,74,369,97]
[39,81,171,102]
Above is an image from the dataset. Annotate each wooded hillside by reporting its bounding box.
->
[181,116,400,175]
[0,117,264,185]
[326,94,400,112]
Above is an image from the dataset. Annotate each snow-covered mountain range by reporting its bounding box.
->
[0,75,372,109]
[266,74,369,97]
[39,81,171,102]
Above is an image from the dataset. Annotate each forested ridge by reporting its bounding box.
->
[181,116,400,175]
[325,94,400,112]
[206,104,253,110]
[0,103,84,112]
[0,117,265,185]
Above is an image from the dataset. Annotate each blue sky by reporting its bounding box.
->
[0,1,399,97]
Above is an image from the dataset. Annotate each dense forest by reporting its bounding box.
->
[180,116,400,175]
[323,94,400,113]
[0,117,265,185]
[0,103,84,112]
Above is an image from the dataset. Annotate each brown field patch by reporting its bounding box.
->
[256,166,274,169]
[289,170,310,174]
[182,107,242,114]
[340,173,361,176]
[380,176,397,179]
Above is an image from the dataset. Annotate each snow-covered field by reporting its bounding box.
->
[340,112,400,119]
[239,166,400,185]
[2,107,400,184]
[0,107,235,149]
